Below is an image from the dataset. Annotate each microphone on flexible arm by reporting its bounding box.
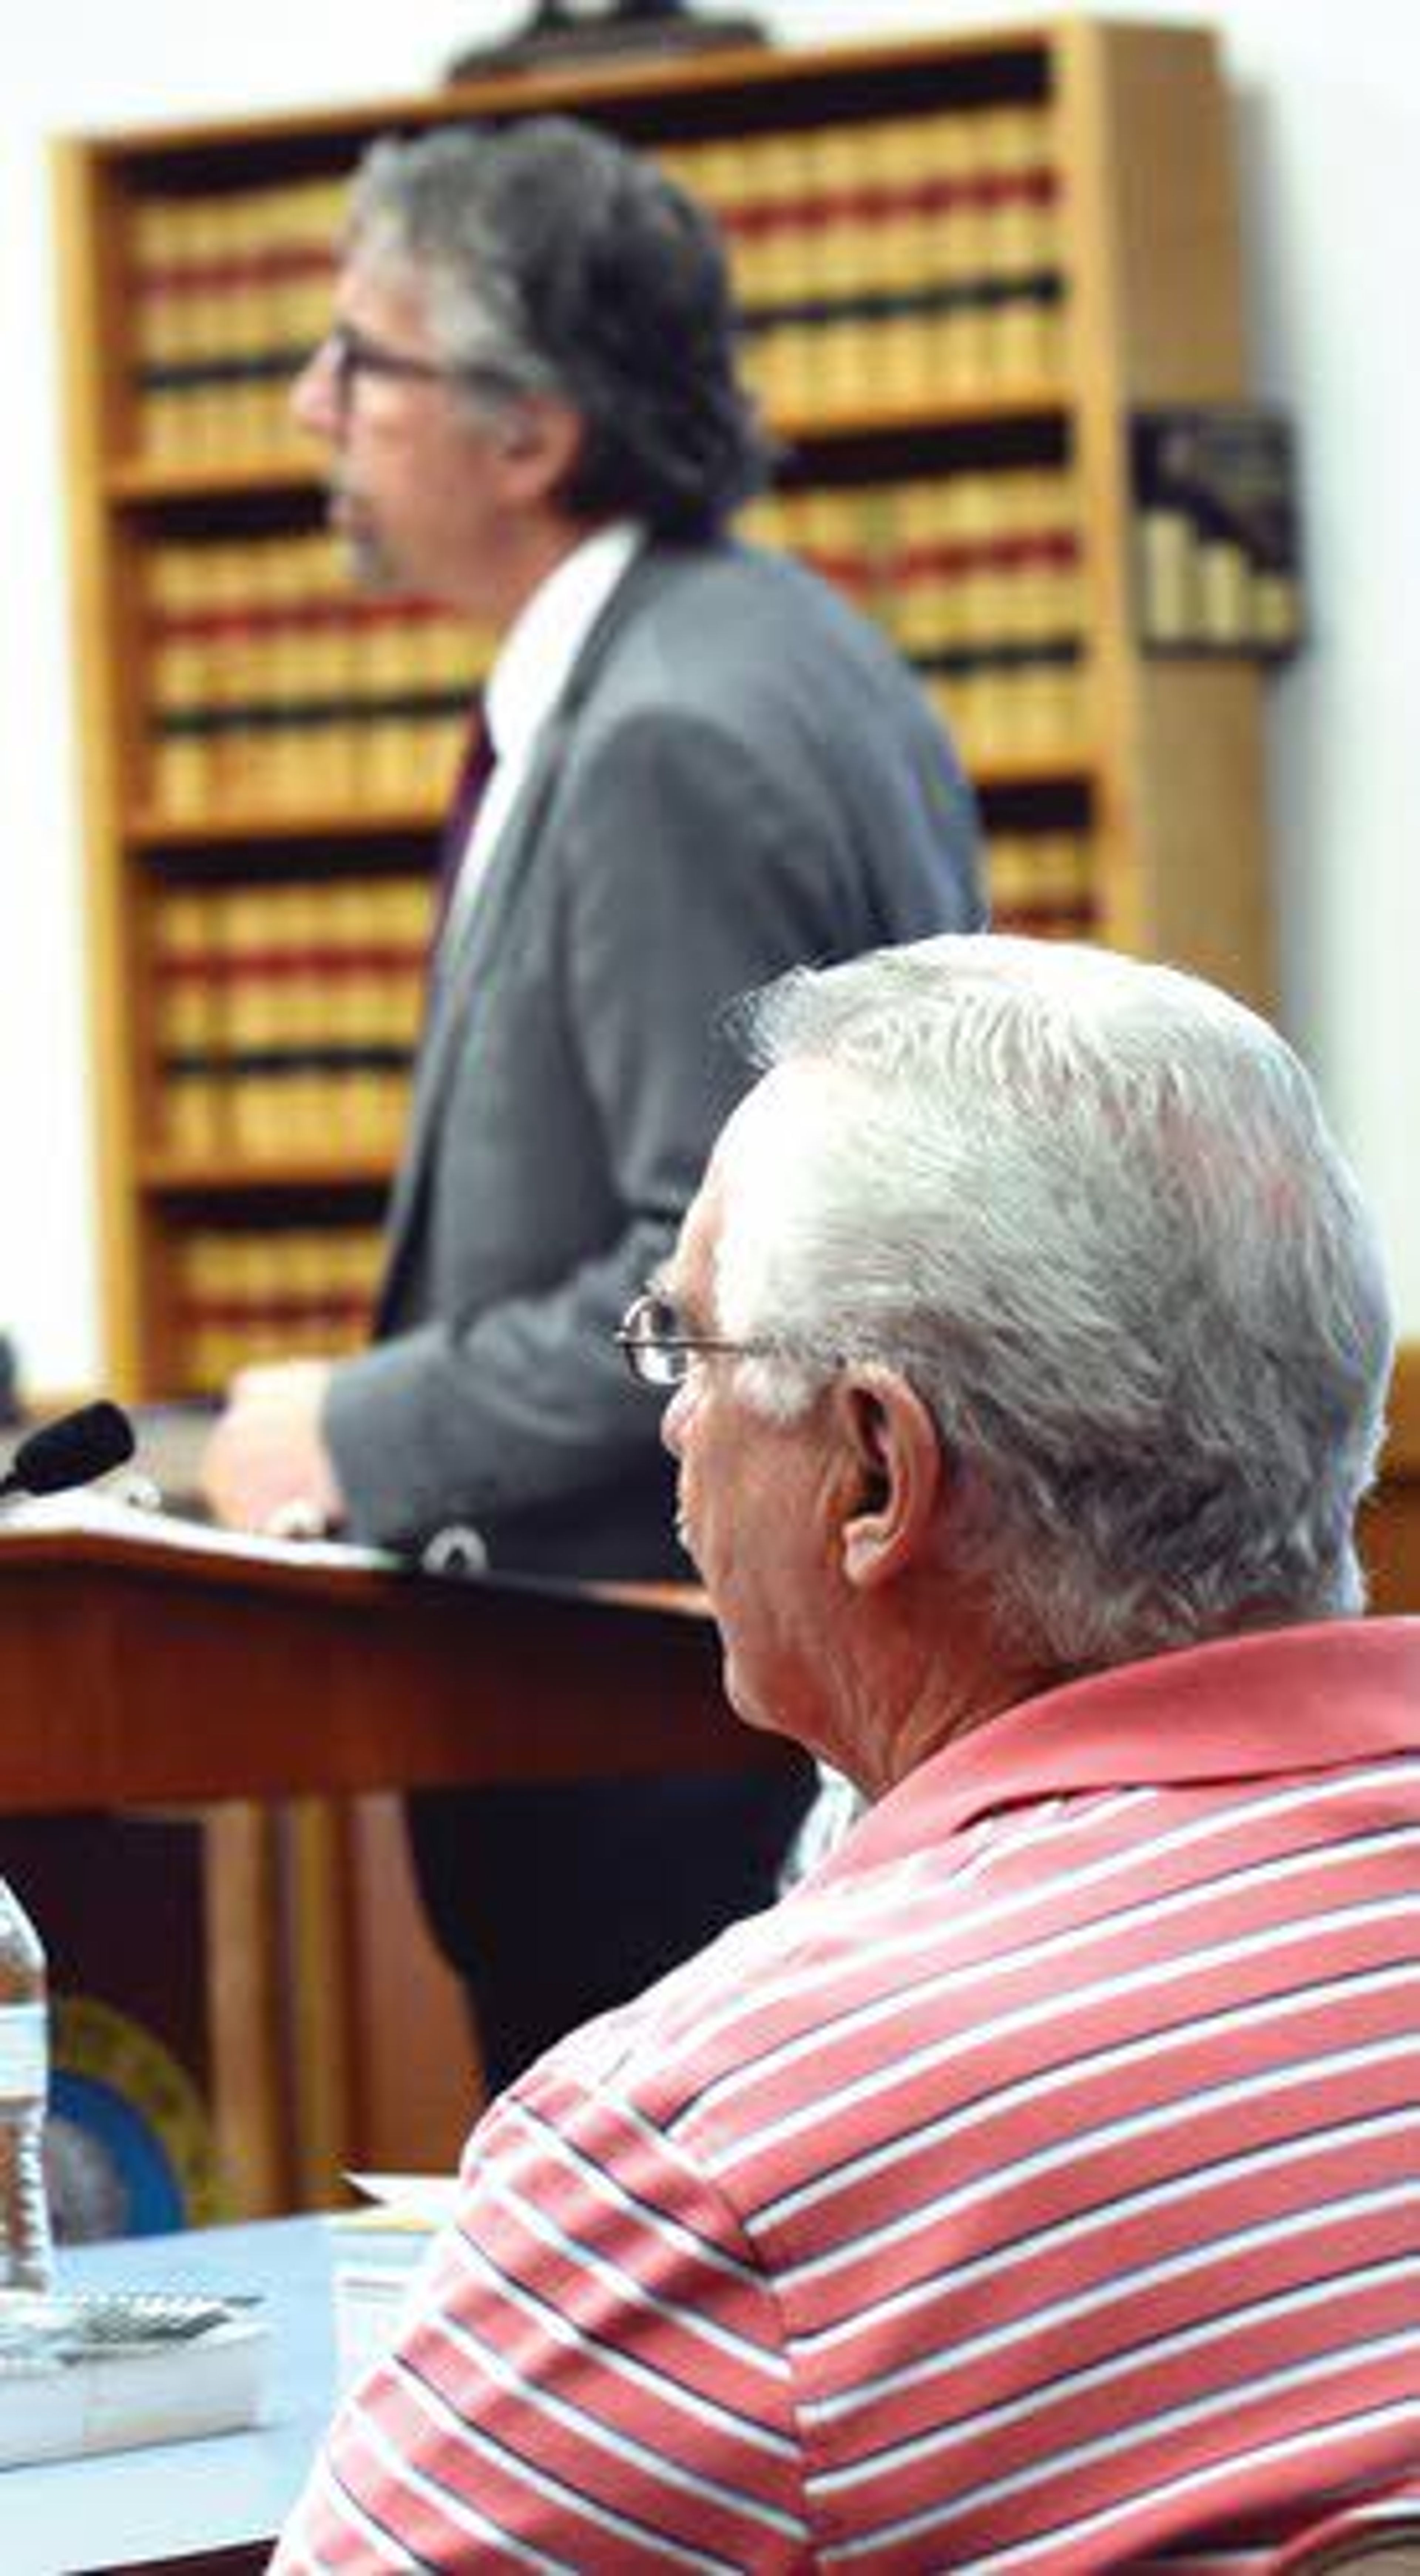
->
[0,1401,136,1502]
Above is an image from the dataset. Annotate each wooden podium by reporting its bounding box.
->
[0,1506,756,2212]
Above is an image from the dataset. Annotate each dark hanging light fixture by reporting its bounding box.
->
[446,0,768,84]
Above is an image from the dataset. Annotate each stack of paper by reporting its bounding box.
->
[327,2172,459,2390]
[0,2285,267,2465]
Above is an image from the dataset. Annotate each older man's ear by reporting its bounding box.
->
[834,1369,946,1590]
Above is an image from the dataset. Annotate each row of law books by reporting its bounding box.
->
[141,468,1085,828]
[172,1224,386,1390]
[151,877,433,1164]
[743,466,1090,766]
[145,534,488,821]
[144,817,1088,1183]
[123,99,1066,468]
[660,103,1066,414]
[128,175,344,461]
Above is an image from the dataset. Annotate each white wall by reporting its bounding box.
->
[3,0,1415,1395]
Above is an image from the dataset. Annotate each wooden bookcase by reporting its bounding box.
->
[58,15,1274,1410]
[53,21,1279,2202]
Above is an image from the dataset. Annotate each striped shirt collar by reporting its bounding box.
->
[832,1618,1420,1870]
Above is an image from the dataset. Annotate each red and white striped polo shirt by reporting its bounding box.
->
[274,1617,1420,2572]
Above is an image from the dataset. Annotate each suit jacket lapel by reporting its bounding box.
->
[375,691,582,1316]
[375,543,687,1323]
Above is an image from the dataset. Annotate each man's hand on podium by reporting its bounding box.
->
[200,1359,346,1539]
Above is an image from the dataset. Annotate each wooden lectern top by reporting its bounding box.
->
[0,1498,756,1815]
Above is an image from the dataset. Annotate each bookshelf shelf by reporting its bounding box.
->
[140,1152,394,1194]
[128,803,440,848]
[60,14,1273,1409]
[973,752,1100,795]
[108,453,320,505]
[775,390,1071,448]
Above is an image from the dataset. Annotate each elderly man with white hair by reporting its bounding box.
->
[274,935,1420,2574]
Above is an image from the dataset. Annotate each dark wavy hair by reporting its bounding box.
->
[348,118,771,539]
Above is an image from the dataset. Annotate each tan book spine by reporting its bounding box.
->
[811,122,875,415]
[175,1232,223,1392]
[323,878,384,1156]
[258,537,308,815]
[943,478,993,767]
[221,887,287,1164]
[287,175,346,363]
[222,186,269,458]
[197,543,248,816]
[354,603,412,810]
[302,532,359,810]
[130,199,186,462]
[152,889,224,1160]
[181,194,236,463]
[987,831,1030,932]
[860,118,936,410]
[976,105,1062,388]
[277,1228,326,1358]
[146,546,211,823]
[274,883,328,1157]
[742,132,814,421]
[931,113,990,394]
[178,1231,253,1392]
[328,1225,384,1352]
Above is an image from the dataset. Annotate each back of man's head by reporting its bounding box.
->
[714,936,1394,1672]
[347,117,770,539]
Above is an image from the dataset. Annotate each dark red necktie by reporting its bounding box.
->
[429,698,497,957]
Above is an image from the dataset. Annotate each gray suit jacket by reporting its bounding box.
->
[326,537,982,1575]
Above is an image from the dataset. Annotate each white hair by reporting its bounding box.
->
[712,936,1394,1672]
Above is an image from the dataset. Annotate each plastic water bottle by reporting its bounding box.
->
[0,1875,53,2289]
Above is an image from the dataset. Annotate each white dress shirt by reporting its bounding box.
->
[442,519,645,942]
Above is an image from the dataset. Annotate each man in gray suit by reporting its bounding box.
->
[202,118,982,2089]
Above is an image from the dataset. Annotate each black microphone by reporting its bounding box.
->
[0,1401,136,1500]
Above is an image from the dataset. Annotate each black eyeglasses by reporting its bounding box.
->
[317,322,520,417]
[615,1290,771,1390]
